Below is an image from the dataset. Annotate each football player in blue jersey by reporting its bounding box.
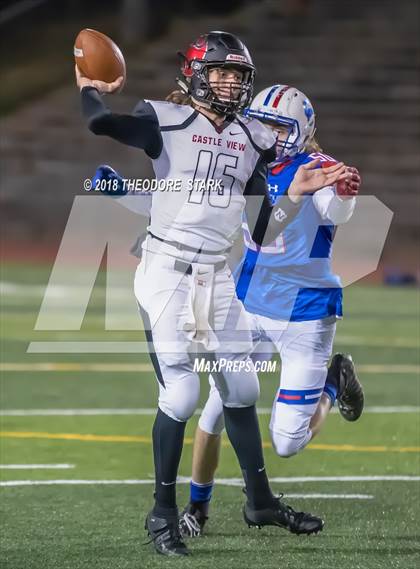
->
[178,85,365,538]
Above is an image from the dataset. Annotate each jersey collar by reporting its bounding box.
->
[270,158,293,175]
[196,110,235,134]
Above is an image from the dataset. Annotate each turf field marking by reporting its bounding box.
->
[0,409,159,416]
[343,406,420,414]
[0,408,156,416]
[1,406,419,416]
[306,443,420,452]
[1,431,419,453]
[282,494,374,499]
[0,431,160,444]
[0,478,374,498]
[335,335,419,349]
[26,337,420,353]
[1,476,418,488]
[354,364,420,374]
[0,363,152,372]
[201,476,420,483]
[2,362,419,373]
[0,464,74,469]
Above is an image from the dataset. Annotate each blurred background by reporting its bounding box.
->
[0,0,419,281]
[0,6,419,567]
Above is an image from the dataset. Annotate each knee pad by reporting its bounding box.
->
[236,376,260,407]
[199,392,225,435]
[158,363,200,422]
[213,359,260,408]
[270,429,311,458]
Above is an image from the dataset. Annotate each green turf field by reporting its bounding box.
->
[1,264,419,568]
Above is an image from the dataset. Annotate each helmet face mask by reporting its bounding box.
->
[178,31,255,115]
[243,85,316,163]
[192,62,254,114]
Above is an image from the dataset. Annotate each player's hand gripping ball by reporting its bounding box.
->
[74,28,126,93]
[336,166,361,199]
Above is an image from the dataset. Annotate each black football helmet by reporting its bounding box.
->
[177,31,255,115]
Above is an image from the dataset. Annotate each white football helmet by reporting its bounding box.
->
[243,84,316,162]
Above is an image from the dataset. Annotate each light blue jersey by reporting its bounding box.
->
[235,151,343,322]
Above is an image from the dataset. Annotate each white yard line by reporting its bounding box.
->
[1,406,418,417]
[2,282,418,349]
[356,365,420,374]
[1,475,418,488]
[341,406,419,414]
[0,363,152,372]
[208,476,420,483]
[0,479,371,498]
[26,343,150,354]
[2,362,419,373]
[334,335,419,349]
[284,494,374,499]
[26,338,420,353]
[0,479,157,486]
[0,464,74,470]
[0,408,157,416]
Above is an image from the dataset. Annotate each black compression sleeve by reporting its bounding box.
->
[244,154,301,246]
[263,194,301,244]
[81,87,163,158]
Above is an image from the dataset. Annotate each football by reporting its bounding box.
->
[74,28,126,86]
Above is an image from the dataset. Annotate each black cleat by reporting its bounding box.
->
[144,510,189,556]
[243,495,324,535]
[179,502,209,538]
[328,353,364,422]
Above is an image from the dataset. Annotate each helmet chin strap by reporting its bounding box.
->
[191,96,213,110]
[176,77,190,94]
[176,76,240,117]
[176,77,222,112]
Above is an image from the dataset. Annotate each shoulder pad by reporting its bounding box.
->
[143,100,194,126]
[240,116,253,126]
[245,117,276,151]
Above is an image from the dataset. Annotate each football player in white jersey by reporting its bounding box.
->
[178,85,365,538]
[76,32,351,556]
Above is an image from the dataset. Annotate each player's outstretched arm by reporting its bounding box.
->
[313,165,361,225]
[76,65,162,159]
[92,164,152,217]
[244,158,353,246]
[288,159,349,203]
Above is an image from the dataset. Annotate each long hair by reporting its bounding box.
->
[165,90,192,105]
[304,135,322,153]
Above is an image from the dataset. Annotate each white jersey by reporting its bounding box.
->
[144,100,276,255]
[82,88,278,262]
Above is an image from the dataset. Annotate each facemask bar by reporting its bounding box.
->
[190,61,254,114]
[244,108,301,161]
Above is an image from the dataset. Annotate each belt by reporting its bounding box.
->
[148,231,231,256]
[174,259,226,275]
